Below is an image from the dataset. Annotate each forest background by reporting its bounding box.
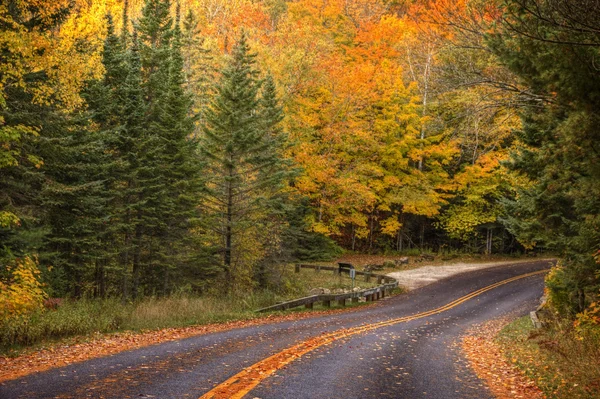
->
[1,0,598,341]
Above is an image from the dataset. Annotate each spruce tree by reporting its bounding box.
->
[117,28,147,299]
[83,13,134,298]
[150,7,200,293]
[125,0,200,296]
[200,33,294,289]
[491,0,600,315]
[181,9,213,127]
[0,1,74,263]
[40,115,110,297]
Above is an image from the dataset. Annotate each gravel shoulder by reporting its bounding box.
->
[387,258,555,290]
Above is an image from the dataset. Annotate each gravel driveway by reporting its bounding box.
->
[387,258,555,290]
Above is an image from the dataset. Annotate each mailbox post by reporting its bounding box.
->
[338,262,356,293]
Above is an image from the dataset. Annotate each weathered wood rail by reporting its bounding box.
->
[256,263,399,312]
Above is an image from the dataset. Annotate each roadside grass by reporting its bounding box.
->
[496,316,600,399]
[279,266,379,296]
[0,264,385,355]
[0,253,533,355]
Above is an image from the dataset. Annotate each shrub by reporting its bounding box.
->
[0,256,46,322]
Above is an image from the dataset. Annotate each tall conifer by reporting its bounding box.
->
[200,33,294,289]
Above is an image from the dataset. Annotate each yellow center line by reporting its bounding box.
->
[199,269,548,399]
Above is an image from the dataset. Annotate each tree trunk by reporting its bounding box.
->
[224,166,233,283]
[368,212,375,253]
[94,259,106,298]
[163,267,169,296]
[486,228,493,255]
[418,44,433,171]
[122,231,130,302]
[132,221,143,300]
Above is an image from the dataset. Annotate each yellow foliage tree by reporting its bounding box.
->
[0,256,46,322]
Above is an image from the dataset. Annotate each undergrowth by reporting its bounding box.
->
[497,316,600,399]
[0,291,283,353]
[0,265,382,353]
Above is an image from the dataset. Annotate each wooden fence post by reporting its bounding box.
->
[295,264,300,273]
[305,302,313,309]
[338,298,346,307]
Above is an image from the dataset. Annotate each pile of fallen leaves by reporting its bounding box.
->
[462,318,545,399]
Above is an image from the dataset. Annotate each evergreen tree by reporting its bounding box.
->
[120,0,200,296]
[0,1,75,292]
[39,115,110,298]
[117,29,147,299]
[75,0,202,298]
[200,33,294,290]
[491,0,600,315]
[181,9,213,128]
[148,6,201,293]
[83,13,134,298]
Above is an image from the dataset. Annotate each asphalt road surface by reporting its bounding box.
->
[0,260,553,399]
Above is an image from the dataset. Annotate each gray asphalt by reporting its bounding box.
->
[0,260,553,399]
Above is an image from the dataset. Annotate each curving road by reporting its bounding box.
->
[0,260,553,399]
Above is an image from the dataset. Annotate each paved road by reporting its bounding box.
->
[0,260,553,399]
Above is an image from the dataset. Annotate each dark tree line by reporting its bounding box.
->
[491,0,600,315]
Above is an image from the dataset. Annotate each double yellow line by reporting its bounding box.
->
[200,269,548,399]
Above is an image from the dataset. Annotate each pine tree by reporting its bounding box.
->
[200,33,294,290]
[181,9,213,128]
[0,1,75,286]
[116,28,147,299]
[149,6,201,293]
[78,0,202,298]
[82,13,135,298]
[491,0,600,315]
[39,115,110,298]
[122,0,200,296]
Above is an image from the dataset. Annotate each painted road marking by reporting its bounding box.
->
[200,269,548,399]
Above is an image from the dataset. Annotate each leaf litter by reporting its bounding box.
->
[462,318,545,399]
[0,305,374,383]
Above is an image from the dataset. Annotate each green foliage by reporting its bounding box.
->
[39,113,111,298]
[60,0,204,299]
[498,315,600,399]
[180,8,214,125]
[282,198,344,262]
[0,298,129,348]
[490,0,600,314]
[199,32,296,290]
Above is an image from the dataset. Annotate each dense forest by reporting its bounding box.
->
[0,0,598,325]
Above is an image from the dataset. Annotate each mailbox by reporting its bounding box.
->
[338,262,355,275]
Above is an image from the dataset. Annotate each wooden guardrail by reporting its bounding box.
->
[256,263,399,312]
